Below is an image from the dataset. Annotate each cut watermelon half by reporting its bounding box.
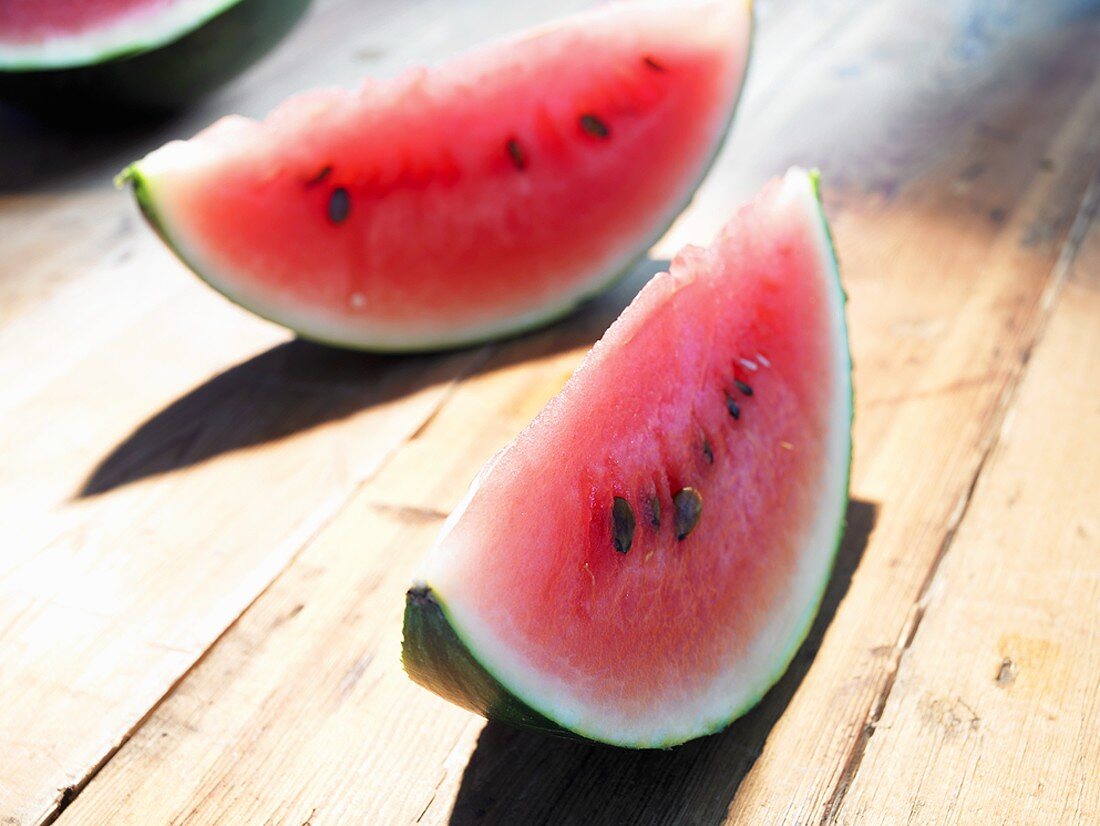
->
[403,169,852,748]
[0,0,310,113]
[121,0,753,351]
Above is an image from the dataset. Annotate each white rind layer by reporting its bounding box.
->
[0,0,240,70]
[418,168,853,747]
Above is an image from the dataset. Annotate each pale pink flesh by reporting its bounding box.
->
[424,171,847,739]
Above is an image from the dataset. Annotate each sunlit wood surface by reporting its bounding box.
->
[1,0,1097,823]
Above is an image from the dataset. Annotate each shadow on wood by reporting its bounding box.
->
[446,499,879,826]
[77,258,671,498]
[0,104,185,192]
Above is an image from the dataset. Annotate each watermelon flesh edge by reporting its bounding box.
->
[122,0,753,351]
[403,168,852,748]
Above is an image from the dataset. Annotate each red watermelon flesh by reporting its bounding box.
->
[123,0,753,351]
[403,169,852,747]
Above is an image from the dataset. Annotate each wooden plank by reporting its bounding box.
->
[53,276,639,825]
[0,1,882,820]
[0,293,486,826]
[0,1,607,823]
[57,2,1100,824]
[724,6,1100,820]
[832,182,1100,824]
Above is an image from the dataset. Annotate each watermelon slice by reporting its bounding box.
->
[402,169,852,748]
[0,0,310,114]
[120,0,753,351]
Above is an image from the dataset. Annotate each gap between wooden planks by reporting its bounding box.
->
[832,167,1100,826]
[0,0,868,823]
[57,2,1100,823]
[2,1,1091,826]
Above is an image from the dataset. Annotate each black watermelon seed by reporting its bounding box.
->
[703,439,714,464]
[673,488,703,540]
[307,165,332,186]
[642,55,666,72]
[612,496,636,554]
[735,379,754,396]
[579,114,610,139]
[648,496,661,529]
[506,138,527,170]
[328,187,351,224]
[726,394,741,420]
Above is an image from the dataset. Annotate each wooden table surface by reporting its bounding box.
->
[2,0,1098,823]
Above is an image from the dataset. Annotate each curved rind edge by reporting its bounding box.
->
[401,170,853,749]
[123,157,597,353]
[402,586,577,741]
[2,0,248,70]
[729,166,853,740]
[123,0,755,353]
[120,164,185,266]
[724,169,853,746]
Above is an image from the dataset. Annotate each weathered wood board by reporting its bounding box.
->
[0,0,1096,823]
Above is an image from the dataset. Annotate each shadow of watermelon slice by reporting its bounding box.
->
[446,499,878,824]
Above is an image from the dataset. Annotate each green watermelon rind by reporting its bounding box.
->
[119,2,755,353]
[0,0,310,113]
[402,587,576,741]
[402,170,854,749]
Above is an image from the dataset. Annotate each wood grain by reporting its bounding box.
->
[2,2,870,819]
[0,292,486,826]
[2,0,1098,823]
[834,180,1100,825]
[0,1,587,823]
[725,5,1100,821]
[58,284,638,826]
[55,2,1100,824]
